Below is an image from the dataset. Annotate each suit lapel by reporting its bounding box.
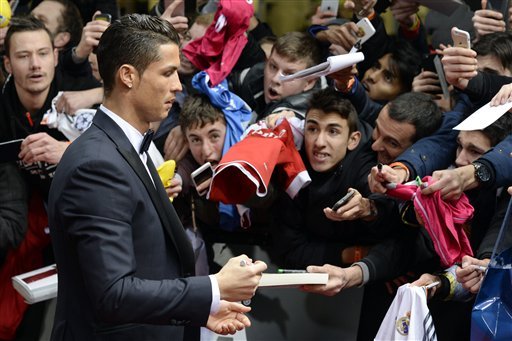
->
[92,111,195,276]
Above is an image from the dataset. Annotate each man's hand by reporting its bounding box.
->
[165,174,182,199]
[160,0,188,34]
[390,0,419,28]
[456,255,489,294]
[311,6,337,25]
[19,133,69,164]
[323,188,373,221]
[368,164,407,194]
[215,255,267,302]
[316,22,359,52]
[74,11,110,60]
[56,88,104,115]
[265,110,295,129]
[421,165,478,201]
[411,273,441,297]
[301,264,362,296]
[472,7,506,40]
[412,70,442,95]
[344,0,377,18]
[491,83,512,106]
[440,46,478,90]
[207,301,251,335]
[164,125,189,162]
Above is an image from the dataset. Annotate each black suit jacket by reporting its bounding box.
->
[48,110,212,341]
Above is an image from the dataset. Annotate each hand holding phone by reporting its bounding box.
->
[93,13,111,23]
[332,190,356,211]
[451,27,471,49]
[349,17,376,53]
[191,162,214,196]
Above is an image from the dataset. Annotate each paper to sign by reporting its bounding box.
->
[453,101,512,131]
[279,52,364,82]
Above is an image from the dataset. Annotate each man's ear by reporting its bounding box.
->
[303,78,317,92]
[53,48,59,67]
[347,131,361,151]
[53,32,70,50]
[4,55,11,74]
[118,64,137,89]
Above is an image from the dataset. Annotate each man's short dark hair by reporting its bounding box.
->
[473,31,512,75]
[5,16,53,57]
[271,31,323,68]
[480,112,512,147]
[179,94,225,132]
[50,0,83,48]
[97,14,180,97]
[387,92,442,142]
[307,87,359,133]
[387,40,421,93]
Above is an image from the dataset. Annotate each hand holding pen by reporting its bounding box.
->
[455,255,490,294]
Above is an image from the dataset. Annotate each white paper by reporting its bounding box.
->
[453,101,512,131]
[280,52,364,82]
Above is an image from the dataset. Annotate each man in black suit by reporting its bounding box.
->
[48,14,267,341]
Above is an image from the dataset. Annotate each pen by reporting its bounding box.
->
[455,262,487,272]
[277,269,307,273]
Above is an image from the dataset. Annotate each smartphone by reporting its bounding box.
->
[320,0,339,16]
[487,0,510,30]
[93,13,112,22]
[451,27,471,49]
[191,162,213,195]
[350,17,376,52]
[332,190,355,211]
[433,55,450,99]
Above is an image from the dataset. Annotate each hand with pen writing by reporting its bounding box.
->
[411,273,441,298]
[19,133,69,165]
[214,255,267,302]
[368,163,406,194]
[455,255,490,294]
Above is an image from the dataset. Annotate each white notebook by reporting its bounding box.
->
[258,272,328,288]
[12,264,58,304]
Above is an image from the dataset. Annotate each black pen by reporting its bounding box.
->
[277,269,307,273]
[377,163,383,174]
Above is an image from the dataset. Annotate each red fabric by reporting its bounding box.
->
[182,0,253,86]
[386,176,474,268]
[0,191,51,340]
[208,119,309,204]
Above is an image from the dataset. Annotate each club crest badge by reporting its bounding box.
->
[396,311,411,336]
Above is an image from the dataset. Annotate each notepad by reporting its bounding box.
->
[258,272,328,287]
[12,264,58,304]
[454,101,512,131]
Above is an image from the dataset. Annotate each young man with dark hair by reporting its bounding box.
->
[48,14,266,341]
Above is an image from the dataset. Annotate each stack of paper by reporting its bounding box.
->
[12,264,58,304]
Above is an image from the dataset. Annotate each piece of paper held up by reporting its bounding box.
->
[258,272,328,287]
[280,52,364,82]
[453,101,512,131]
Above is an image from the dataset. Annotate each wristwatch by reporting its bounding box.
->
[472,161,491,184]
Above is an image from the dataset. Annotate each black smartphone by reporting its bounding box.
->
[332,190,355,211]
[421,54,437,73]
[487,0,510,30]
